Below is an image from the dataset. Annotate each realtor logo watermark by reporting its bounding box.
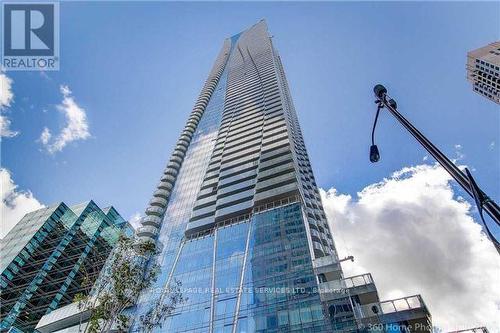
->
[2,2,59,71]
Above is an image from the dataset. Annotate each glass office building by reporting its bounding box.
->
[0,201,128,332]
[466,41,500,104]
[131,20,432,332]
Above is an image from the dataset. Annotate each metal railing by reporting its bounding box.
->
[317,273,374,294]
[353,294,428,319]
[312,254,337,268]
[342,273,373,289]
[379,294,425,314]
[447,328,489,333]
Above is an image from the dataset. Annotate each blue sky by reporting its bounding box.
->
[2,1,499,222]
[2,1,500,328]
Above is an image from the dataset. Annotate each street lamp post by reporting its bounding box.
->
[370,84,500,250]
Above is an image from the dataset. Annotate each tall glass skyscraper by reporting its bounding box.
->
[133,21,432,333]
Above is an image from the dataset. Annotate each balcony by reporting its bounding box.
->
[167,160,181,170]
[153,188,170,199]
[145,206,165,216]
[313,254,337,268]
[354,295,432,332]
[157,181,173,191]
[141,215,162,227]
[160,174,176,184]
[447,328,489,333]
[164,167,178,177]
[343,273,373,288]
[150,196,168,208]
[317,273,377,303]
[137,225,159,238]
[312,255,341,284]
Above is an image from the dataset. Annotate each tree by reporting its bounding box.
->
[72,251,109,332]
[73,235,182,332]
[138,278,186,332]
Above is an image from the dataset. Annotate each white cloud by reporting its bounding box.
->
[454,144,465,161]
[0,72,18,138]
[490,141,496,150]
[1,168,44,238]
[321,163,500,331]
[0,116,18,138]
[39,127,52,145]
[40,85,90,154]
[0,73,13,108]
[128,212,142,231]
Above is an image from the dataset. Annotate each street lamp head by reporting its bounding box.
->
[370,144,380,163]
[373,84,387,99]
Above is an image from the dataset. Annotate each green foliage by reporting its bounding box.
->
[138,278,187,332]
[75,235,175,333]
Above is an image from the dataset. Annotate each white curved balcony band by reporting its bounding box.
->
[157,181,173,191]
[192,116,202,123]
[167,161,181,170]
[175,145,188,153]
[163,168,178,177]
[170,155,182,164]
[182,126,195,136]
[179,134,192,143]
[135,46,227,244]
[153,189,170,199]
[141,215,162,227]
[190,114,201,121]
[138,235,155,244]
[184,127,196,136]
[172,151,185,159]
[177,140,189,149]
[173,146,186,154]
[170,156,183,164]
[160,176,175,186]
[191,112,202,119]
[185,126,196,133]
[137,226,159,239]
[181,130,193,138]
[161,174,176,183]
[178,138,190,147]
[181,130,193,141]
[146,206,165,216]
[150,196,168,208]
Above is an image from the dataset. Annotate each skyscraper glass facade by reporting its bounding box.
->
[132,21,432,333]
[0,201,128,332]
[466,41,500,104]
